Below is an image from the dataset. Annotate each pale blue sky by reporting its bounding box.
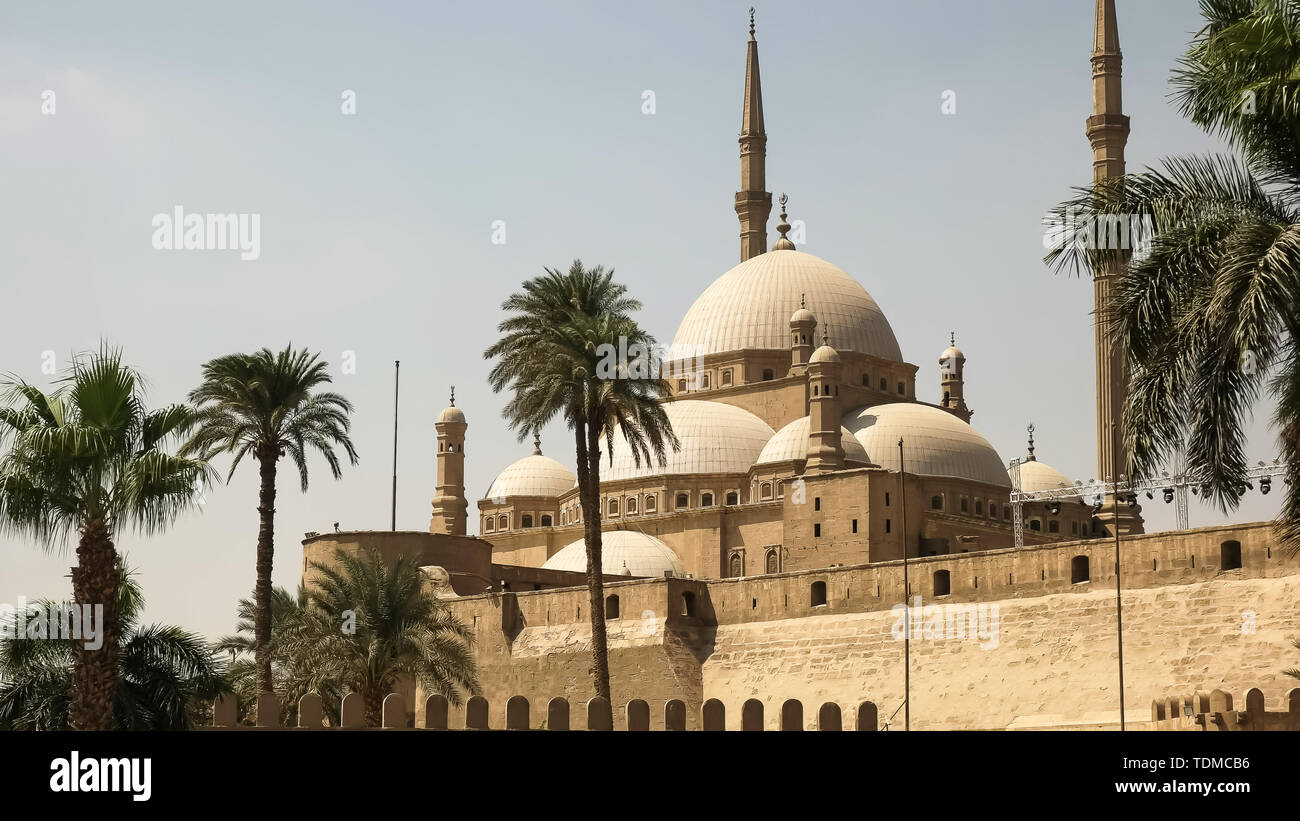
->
[0,0,1281,640]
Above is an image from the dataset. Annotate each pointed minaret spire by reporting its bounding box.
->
[1088,0,1143,535]
[735,8,772,262]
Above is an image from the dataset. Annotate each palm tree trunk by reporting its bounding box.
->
[254,452,278,695]
[578,418,611,701]
[69,517,119,731]
[364,687,383,727]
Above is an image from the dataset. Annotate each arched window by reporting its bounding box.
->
[1071,520,1078,535]
[897,382,905,395]
[989,502,997,518]
[540,514,552,527]
[701,374,710,389]
[675,492,689,509]
[560,511,566,525]
[760,482,773,501]
[765,549,779,574]
[813,384,819,396]
[701,492,714,507]
[681,592,696,616]
[960,497,969,513]
[1048,520,1060,533]
[930,495,943,510]
[522,514,533,528]
[880,377,887,390]
[810,581,827,607]
[721,369,733,386]
[485,517,494,532]
[605,594,620,620]
[1004,507,1010,521]
[933,569,951,597]
[974,500,983,515]
[1071,555,1090,584]
[677,379,686,392]
[729,553,742,577]
[1221,540,1242,570]
[762,369,774,381]
[726,491,739,505]
[862,373,870,386]
[627,497,638,515]
[498,514,508,530]
[1029,519,1041,532]
[644,495,656,513]
[608,498,619,516]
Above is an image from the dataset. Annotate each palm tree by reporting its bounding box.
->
[184,345,358,696]
[0,346,211,730]
[484,260,677,700]
[292,547,478,727]
[216,584,343,725]
[1045,0,1300,550]
[0,559,226,730]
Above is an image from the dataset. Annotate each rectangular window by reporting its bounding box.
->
[885,519,891,533]
[814,497,821,511]
[814,523,821,538]
[852,519,858,534]
[884,492,890,507]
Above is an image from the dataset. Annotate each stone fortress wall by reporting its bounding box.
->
[430,522,1300,729]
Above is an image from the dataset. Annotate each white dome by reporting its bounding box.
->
[600,400,773,482]
[542,531,686,578]
[437,406,466,423]
[484,454,575,499]
[756,416,871,466]
[1015,459,1078,497]
[671,249,902,360]
[842,403,1011,488]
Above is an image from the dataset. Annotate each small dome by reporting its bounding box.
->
[437,406,466,424]
[790,307,816,325]
[810,344,840,364]
[542,531,686,578]
[600,400,773,482]
[842,403,1011,487]
[940,345,964,363]
[484,454,575,499]
[671,250,902,361]
[756,416,871,466]
[1015,459,1079,497]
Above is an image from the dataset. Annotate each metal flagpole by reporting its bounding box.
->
[899,436,910,732]
[1112,447,1126,731]
[391,360,400,531]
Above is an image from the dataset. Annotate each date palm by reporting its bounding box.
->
[184,345,358,696]
[293,547,478,727]
[0,559,226,730]
[216,584,343,726]
[484,260,677,700]
[0,347,211,730]
[1046,0,1300,550]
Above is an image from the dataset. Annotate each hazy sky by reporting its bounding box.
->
[0,0,1283,641]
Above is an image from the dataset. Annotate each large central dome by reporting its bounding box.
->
[671,249,902,361]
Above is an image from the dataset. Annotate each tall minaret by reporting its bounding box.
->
[939,332,972,423]
[735,8,772,262]
[1088,0,1143,534]
[430,387,468,536]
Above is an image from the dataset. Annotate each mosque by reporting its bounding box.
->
[428,9,1110,584]
[302,2,1300,730]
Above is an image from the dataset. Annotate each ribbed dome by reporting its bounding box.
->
[600,400,773,482]
[484,454,575,499]
[542,531,686,578]
[671,249,902,360]
[1015,459,1079,497]
[842,403,1011,488]
[756,416,871,466]
[810,345,840,364]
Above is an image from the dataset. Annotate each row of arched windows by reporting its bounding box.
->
[483,513,555,532]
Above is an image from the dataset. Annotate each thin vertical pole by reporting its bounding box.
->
[392,360,400,531]
[1112,448,1126,731]
[899,436,910,732]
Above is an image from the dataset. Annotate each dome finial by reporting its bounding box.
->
[1026,423,1036,461]
[749,6,756,39]
[822,324,830,347]
[449,385,455,407]
[533,430,542,456]
[950,331,956,347]
[772,193,795,250]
